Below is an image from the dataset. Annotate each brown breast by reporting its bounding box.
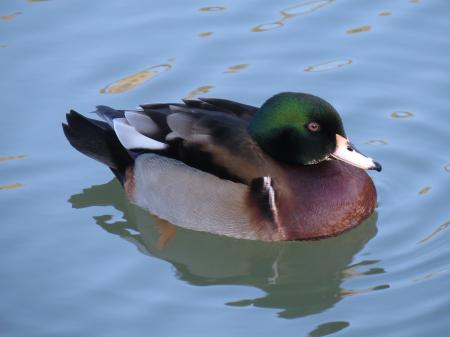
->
[275,160,377,240]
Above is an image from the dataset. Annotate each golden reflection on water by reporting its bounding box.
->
[366,139,388,145]
[390,111,414,119]
[0,155,26,162]
[379,11,392,16]
[418,186,431,195]
[100,62,173,94]
[304,59,352,72]
[0,183,23,191]
[251,0,335,33]
[184,85,214,100]
[346,25,371,35]
[0,12,22,21]
[224,63,248,74]
[198,31,214,37]
[418,220,450,244]
[199,6,226,12]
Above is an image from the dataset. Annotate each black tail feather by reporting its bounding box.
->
[63,110,133,182]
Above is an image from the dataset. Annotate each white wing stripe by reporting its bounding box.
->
[113,118,167,150]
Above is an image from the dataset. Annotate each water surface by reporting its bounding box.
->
[1,0,450,336]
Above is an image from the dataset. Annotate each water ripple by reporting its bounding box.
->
[346,25,371,35]
[184,85,214,99]
[100,62,173,94]
[199,6,226,12]
[0,12,22,21]
[224,63,248,74]
[366,139,388,145]
[413,267,450,283]
[342,260,385,279]
[251,0,335,33]
[417,220,450,244]
[390,111,414,119]
[198,31,214,38]
[252,22,284,33]
[418,186,432,195]
[0,183,23,190]
[0,155,26,163]
[304,59,352,72]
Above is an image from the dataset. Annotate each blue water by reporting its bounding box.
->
[1,0,450,336]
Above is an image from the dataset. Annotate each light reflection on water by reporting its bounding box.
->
[390,111,415,119]
[0,155,26,191]
[184,85,215,99]
[0,155,26,162]
[304,59,352,72]
[0,183,23,190]
[251,0,335,32]
[224,63,248,74]
[346,25,371,35]
[100,62,174,94]
[198,31,214,38]
[0,12,22,20]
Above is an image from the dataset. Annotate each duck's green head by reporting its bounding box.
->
[248,92,381,171]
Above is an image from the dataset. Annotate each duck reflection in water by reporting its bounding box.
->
[69,179,386,319]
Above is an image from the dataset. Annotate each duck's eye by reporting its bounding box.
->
[306,122,321,132]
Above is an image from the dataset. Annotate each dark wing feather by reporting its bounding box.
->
[135,100,270,182]
[161,107,274,183]
[198,97,258,121]
[65,99,270,184]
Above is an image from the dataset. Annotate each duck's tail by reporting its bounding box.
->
[62,109,134,183]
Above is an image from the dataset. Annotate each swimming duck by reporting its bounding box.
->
[63,92,381,241]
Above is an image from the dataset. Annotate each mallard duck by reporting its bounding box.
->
[63,92,381,241]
